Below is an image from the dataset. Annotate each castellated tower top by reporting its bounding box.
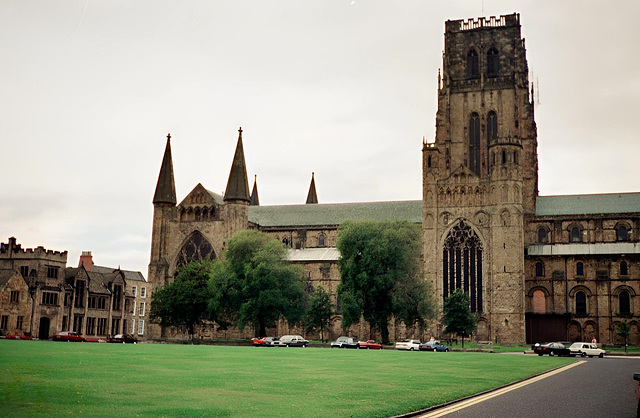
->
[445,13,520,33]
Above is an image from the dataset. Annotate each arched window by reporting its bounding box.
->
[487,111,498,140]
[442,220,483,312]
[620,260,628,276]
[176,231,215,269]
[537,227,547,244]
[535,261,544,277]
[617,225,629,242]
[619,290,631,316]
[576,291,587,315]
[487,47,499,77]
[318,234,326,248]
[467,49,479,78]
[576,262,584,277]
[469,113,481,176]
[531,289,546,313]
[570,227,581,243]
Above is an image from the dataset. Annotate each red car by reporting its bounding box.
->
[5,334,33,340]
[251,337,266,346]
[52,331,85,342]
[358,340,383,350]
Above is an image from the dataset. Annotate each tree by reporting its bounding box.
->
[208,229,306,337]
[149,260,213,339]
[616,321,631,353]
[304,286,334,342]
[337,220,432,344]
[442,289,477,348]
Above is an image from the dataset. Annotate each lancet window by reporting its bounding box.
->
[469,113,481,176]
[442,220,483,312]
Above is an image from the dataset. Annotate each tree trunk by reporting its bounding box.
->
[380,323,390,345]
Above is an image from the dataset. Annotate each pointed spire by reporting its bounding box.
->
[153,133,177,205]
[306,172,318,204]
[224,127,251,203]
[250,175,260,206]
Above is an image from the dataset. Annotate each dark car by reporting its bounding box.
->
[110,334,138,344]
[262,337,279,347]
[330,336,358,348]
[419,341,450,352]
[52,331,85,342]
[533,342,571,357]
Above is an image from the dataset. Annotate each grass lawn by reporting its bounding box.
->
[1,340,574,417]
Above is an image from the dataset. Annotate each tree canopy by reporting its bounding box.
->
[208,229,306,337]
[336,220,432,344]
[149,260,213,338]
[304,285,334,343]
[442,289,477,347]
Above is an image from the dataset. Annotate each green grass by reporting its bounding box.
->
[1,340,574,417]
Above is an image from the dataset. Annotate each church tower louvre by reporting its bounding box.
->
[423,13,537,344]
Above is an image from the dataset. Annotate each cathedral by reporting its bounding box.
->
[147,13,639,345]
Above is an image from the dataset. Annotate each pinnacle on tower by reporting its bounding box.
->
[153,133,177,205]
[306,172,318,204]
[224,127,251,203]
[250,175,260,206]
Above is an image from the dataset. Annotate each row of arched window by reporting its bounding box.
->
[280,234,327,248]
[536,224,632,244]
[534,260,630,278]
[467,47,499,78]
[531,288,632,316]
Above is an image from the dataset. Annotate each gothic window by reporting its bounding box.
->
[487,111,498,140]
[318,234,326,248]
[535,261,544,277]
[176,231,215,268]
[537,227,548,244]
[576,262,584,277]
[617,225,629,241]
[619,290,631,316]
[467,49,479,78]
[442,220,483,312]
[575,291,587,315]
[487,47,499,77]
[468,113,481,176]
[570,226,581,243]
[620,260,628,276]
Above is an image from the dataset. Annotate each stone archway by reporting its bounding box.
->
[567,321,581,342]
[39,317,50,340]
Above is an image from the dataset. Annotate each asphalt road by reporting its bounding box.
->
[418,355,639,418]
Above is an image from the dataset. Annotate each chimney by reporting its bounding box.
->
[78,251,94,271]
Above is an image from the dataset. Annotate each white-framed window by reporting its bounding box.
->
[132,301,136,315]
[132,319,136,334]
[137,319,144,335]
[140,287,147,298]
[139,302,145,316]
[132,286,137,297]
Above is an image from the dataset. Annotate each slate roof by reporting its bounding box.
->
[536,193,640,216]
[287,248,340,262]
[92,266,146,282]
[0,269,21,288]
[249,200,422,227]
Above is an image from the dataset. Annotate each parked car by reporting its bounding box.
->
[569,342,605,358]
[109,334,138,344]
[419,340,450,352]
[251,337,266,346]
[51,331,85,342]
[262,337,279,347]
[331,336,358,349]
[357,340,383,350]
[279,335,309,347]
[4,334,33,340]
[532,342,570,356]
[395,339,421,351]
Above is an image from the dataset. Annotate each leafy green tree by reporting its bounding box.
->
[208,229,306,337]
[149,260,213,338]
[616,321,631,353]
[442,289,477,348]
[304,286,334,342]
[337,220,432,344]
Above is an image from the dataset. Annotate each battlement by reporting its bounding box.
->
[0,237,68,261]
[446,13,519,33]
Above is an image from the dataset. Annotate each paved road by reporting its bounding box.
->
[419,355,639,418]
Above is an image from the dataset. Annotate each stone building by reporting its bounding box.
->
[147,13,639,344]
[0,238,141,340]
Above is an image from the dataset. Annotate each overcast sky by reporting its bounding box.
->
[2,1,639,276]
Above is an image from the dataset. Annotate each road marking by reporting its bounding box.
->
[418,361,586,417]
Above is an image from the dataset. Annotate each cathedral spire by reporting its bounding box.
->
[306,172,318,204]
[224,127,251,203]
[153,133,177,205]
[250,175,260,206]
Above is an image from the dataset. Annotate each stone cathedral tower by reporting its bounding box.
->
[422,13,537,343]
